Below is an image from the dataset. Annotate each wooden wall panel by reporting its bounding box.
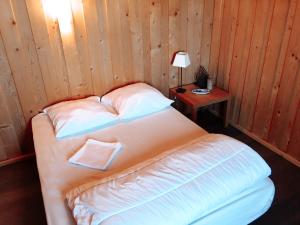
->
[268,1,300,151]
[119,0,135,83]
[160,0,170,96]
[0,33,25,139]
[214,0,300,165]
[252,0,296,139]
[200,0,214,71]
[0,0,299,166]
[0,0,48,121]
[0,34,24,159]
[227,0,256,123]
[26,0,70,103]
[59,2,93,97]
[239,0,275,130]
[208,0,224,81]
[186,0,204,84]
[70,0,94,96]
[169,0,188,88]
[141,0,152,85]
[0,90,18,160]
[84,0,114,95]
[150,0,161,88]
[128,0,146,84]
[288,103,300,160]
[216,0,238,90]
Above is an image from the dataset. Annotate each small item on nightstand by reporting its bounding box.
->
[195,66,209,89]
[192,89,210,95]
[176,87,186,93]
[172,52,191,93]
[207,79,213,91]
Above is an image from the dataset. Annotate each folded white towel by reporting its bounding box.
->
[68,139,122,170]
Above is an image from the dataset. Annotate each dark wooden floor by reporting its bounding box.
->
[0,158,47,225]
[0,109,299,225]
[197,109,300,225]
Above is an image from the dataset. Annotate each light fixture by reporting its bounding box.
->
[172,51,191,93]
[42,0,73,34]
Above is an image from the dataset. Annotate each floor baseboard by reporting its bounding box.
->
[0,152,35,167]
[230,123,300,168]
[208,109,300,168]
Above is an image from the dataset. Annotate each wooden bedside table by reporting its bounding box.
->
[169,84,231,127]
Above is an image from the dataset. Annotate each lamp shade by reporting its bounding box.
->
[172,51,191,68]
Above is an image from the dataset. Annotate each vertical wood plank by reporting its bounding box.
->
[149,0,169,95]
[0,125,20,159]
[186,0,204,84]
[0,137,7,160]
[119,0,134,83]
[228,0,257,123]
[239,0,275,129]
[287,103,300,161]
[106,0,125,86]
[0,91,17,159]
[169,0,188,88]
[0,0,48,121]
[216,0,239,90]
[0,89,9,161]
[0,33,25,147]
[141,0,152,84]
[128,0,145,83]
[150,0,162,88]
[26,0,70,103]
[70,0,93,95]
[160,0,170,96]
[58,0,92,97]
[83,0,114,95]
[200,0,214,71]
[208,0,224,82]
[268,1,300,151]
[252,0,297,139]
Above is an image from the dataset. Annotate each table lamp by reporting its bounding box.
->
[172,51,191,93]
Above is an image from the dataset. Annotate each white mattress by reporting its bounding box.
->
[32,107,274,225]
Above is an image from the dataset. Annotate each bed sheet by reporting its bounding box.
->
[32,107,274,225]
[191,177,274,225]
[32,108,207,225]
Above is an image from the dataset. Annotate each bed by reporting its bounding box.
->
[32,106,274,225]
[32,83,274,225]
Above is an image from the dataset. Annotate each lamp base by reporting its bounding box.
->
[176,87,186,93]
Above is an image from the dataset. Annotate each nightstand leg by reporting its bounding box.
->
[222,100,230,127]
[192,108,198,122]
[169,92,177,109]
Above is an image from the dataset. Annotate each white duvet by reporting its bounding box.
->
[66,134,271,225]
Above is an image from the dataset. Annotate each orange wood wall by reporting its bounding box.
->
[210,0,300,165]
[0,0,299,165]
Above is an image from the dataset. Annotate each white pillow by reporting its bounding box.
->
[101,83,173,120]
[43,96,118,138]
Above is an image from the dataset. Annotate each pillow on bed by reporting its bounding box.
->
[43,96,118,139]
[101,83,173,120]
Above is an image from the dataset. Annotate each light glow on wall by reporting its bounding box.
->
[42,0,73,34]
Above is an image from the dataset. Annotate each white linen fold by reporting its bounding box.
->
[66,134,271,225]
[68,139,122,170]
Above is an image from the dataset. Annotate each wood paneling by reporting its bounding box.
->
[26,0,70,103]
[252,0,296,139]
[0,0,299,165]
[0,0,209,160]
[239,0,275,130]
[186,0,204,84]
[0,0,48,121]
[169,0,188,88]
[214,0,300,165]
[0,33,25,160]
